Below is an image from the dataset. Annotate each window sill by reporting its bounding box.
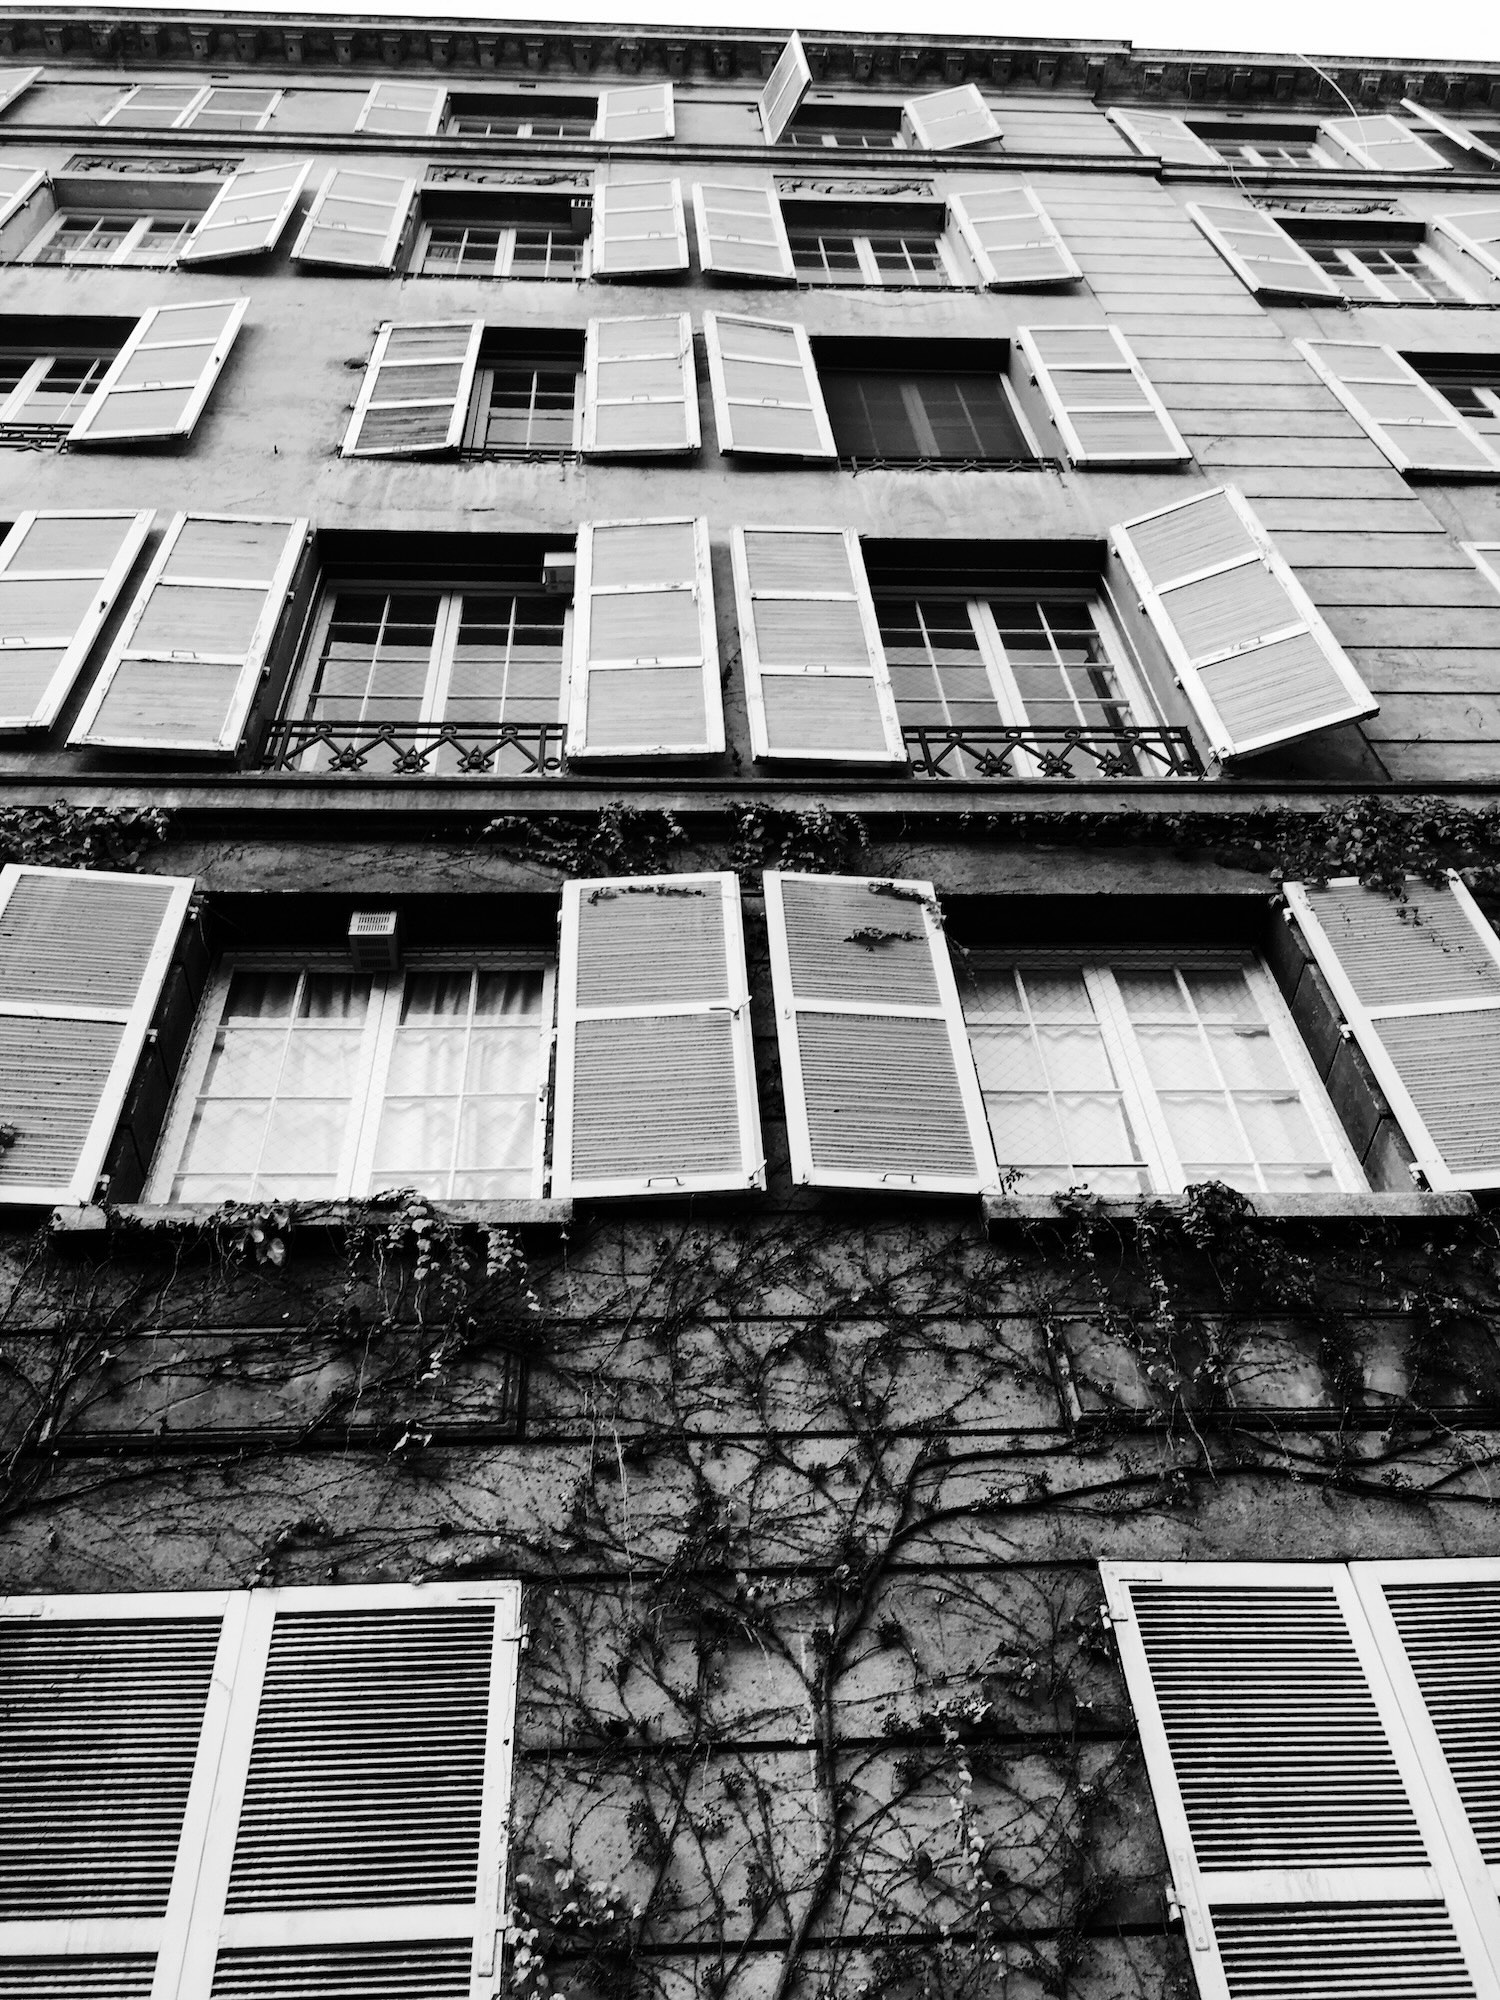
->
[48,1196,573,1245]
[982,1189,1476,1232]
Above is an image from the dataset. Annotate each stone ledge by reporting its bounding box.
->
[983,1190,1477,1230]
[46,1197,573,1242]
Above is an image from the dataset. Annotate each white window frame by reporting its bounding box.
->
[0,68,42,116]
[0,163,48,229]
[1217,132,1341,170]
[1320,113,1451,172]
[0,348,113,428]
[1432,208,1500,282]
[786,220,961,288]
[0,508,154,733]
[1464,541,1500,596]
[100,82,282,131]
[413,217,590,280]
[1302,236,1479,305]
[23,208,198,267]
[463,355,584,457]
[1017,322,1190,467]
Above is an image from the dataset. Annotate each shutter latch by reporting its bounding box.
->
[476,1925,505,1976]
[1166,1851,1211,1953]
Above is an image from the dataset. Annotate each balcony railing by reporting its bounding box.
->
[903,723,1204,781]
[263,719,568,777]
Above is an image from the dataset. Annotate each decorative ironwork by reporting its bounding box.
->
[263,719,567,777]
[903,723,1204,781]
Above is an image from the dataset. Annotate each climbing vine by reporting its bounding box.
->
[0,801,169,873]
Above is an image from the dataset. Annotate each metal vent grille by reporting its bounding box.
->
[0,1958,156,1999]
[1213,1904,1478,1999]
[1382,1580,1500,1860]
[210,1942,472,1999]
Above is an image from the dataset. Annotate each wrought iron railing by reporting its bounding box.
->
[263,719,568,777]
[903,723,1204,781]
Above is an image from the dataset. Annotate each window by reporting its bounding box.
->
[1292,228,1475,304]
[788,221,955,287]
[100,83,282,130]
[26,209,195,266]
[0,341,115,433]
[0,305,246,451]
[783,104,905,148]
[465,337,583,454]
[1204,126,1337,168]
[1298,339,1500,475]
[814,341,1032,463]
[414,213,587,279]
[1418,355,1500,433]
[448,91,596,137]
[758,35,999,150]
[1112,110,1451,173]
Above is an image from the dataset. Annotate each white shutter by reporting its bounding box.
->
[1434,208,1500,281]
[1296,339,1500,477]
[67,299,246,447]
[1105,107,1221,165]
[1284,872,1500,1192]
[901,84,1001,152]
[554,873,763,1197]
[0,510,152,732]
[1017,323,1190,465]
[1187,201,1343,299]
[354,80,446,135]
[1404,97,1500,168]
[692,180,794,280]
[1098,1562,1500,2000]
[0,866,194,1204]
[1466,542,1500,597]
[763,871,998,1194]
[291,168,414,270]
[595,82,674,142]
[566,518,722,759]
[703,313,834,458]
[180,159,312,264]
[592,175,688,276]
[0,67,41,114]
[758,31,812,145]
[1112,485,1376,761]
[731,526,903,764]
[1321,113,1451,172]
[341,321,482,459]
[949,186,1079,288]
[0,162,45,228]
[582,314,698,456]
[69,514,306,756]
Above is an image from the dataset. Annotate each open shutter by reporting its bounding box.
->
[732,526,903,764]
[355,80,446,135]
[1321,113,1450,172]
[1404,97,1500,168]
[291,168,414,270]
[567,518,722,758]
[69,514,306,756]
[595,82,674,142]
[1105,107,1220,165]
[1283,872,1500,1192]
[1297,339,1500,477]
[67,299,246,447]
[0,162,45,228]
[1018,323,1190,465]
[554,873,763,1197]
[0,67,41,113]
[1434,209,1500,282]
[0,866,194,1204]
[582,314,697,456]
[180,159,312,264]
[763,871,998,1194]
[901,84,1001,152]
[341,321,481,459]
[758,31,812,144]
[1113,485,1376,761]
[0,510,153,732]
[703,313,833,458]
[949,185,1079,288]
[692,180,794,280]
[592,176,688,276]
[1187,201,1343,299]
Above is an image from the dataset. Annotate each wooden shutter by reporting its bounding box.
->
[692,180,794,280]
[1404,97,1500,168]
[1283,873,1500,1192]
[1296,339,1500,477]
[566,518,722,759]
[0,510,152,732]
[355,80,446,134]
[1321,114,1450,172]
[1099,1562,1500,2000]
[582,314,698,456]
[0,67,41,114]
[0,866,194,1204]
[949,186,1079,288]
[1105,107,1221,165]
[758,32,811,144]
[1187,201,1343,299]
[291,168,414,270]
[595,82,674,142]
[901,84,1001,152]
[180,159,312,264]
[732,526,903,764]
[1018,323,1190,465]
[69,514,306,756]
[703,313,833,458]
[763,871,998,1194]
[67,299,246,447]
[0,162,45,228]
[592,175,688,276]
[341,321,482,459]
[554,873,763,1197]
[1113,485,1376,761]
[1434,209,1500,282]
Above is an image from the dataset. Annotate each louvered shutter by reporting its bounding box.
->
[949,186,1079,288]
[0,67,41,113]
[0,162,44,228]
[1283,873,1500,1192]
[731,526,903,763]
[692,180,794,280]
[592,176,688,276]
[595,82,674,142]
[582,314,698,456]
[355,80,446,135]
[69,514,306,756]
[66,299,246,446]
[291,168,414,270]
[1105,107,1221,165]
[180,159,312,264]
[901,84,1001,152]
[703,313,834,458]
[0,510,152,732]
[1321,114,1450,172]
[1018,323,1189,466]
[1113,485,1376,760]
[1296,339,1500,477]
[758,32,811,145]
[1434,209,1500,282]
[1098,1562,1500,2000]
[0,866,194,1204]
[763,871,998,1194]
[554,873,763,1197]
[341,321,481,459]
[1187,201,1343,299]
[567,518,722,759]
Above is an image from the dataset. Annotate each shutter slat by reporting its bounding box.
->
[67,300,246,446]
[341,322,481,459]
[582,314,698,456]
[0,511,152,732]
[693,181,794,281]
[355,82,446,136]
[1017,323,1189,465]
[1188,200,1343,300]
[1297,340,1500,477]
[592,176,688,277]
[0,163,45,229]
[949,186,1079,288]
[1321,115,1450,172]
[758,33,811,145]
[291,170,414,271]
[180,160,312,264]
[901,84,1001,152]
[594,83,673,143]
[703,313,834,458]
[1105,107,1221,164]
[1433,209,1500,282]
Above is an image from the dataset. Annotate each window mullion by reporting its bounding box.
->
[968,597,1039,776]
[424,591,462,727]
[145,957,236,1201]
[2,355,49,420]
[1246,959,1367,1191]
[497,227,516,276]
[855,236,880,284]
[1087,593,1161,730]
[1089,967,1179,1192]
[347,971,400,1197]
[248,974,306,1197]
[1179,968,1271,1193]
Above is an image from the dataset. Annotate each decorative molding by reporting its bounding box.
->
[424,164,592,189]
[774,175,936,197]
[63,152,239,176]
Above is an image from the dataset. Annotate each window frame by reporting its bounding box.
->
[412,217,591,281]
[99,82,283,131]
[462,352,584,458]
[23,206,198,268]
[786,221,961,288]
[818,358,1039,465]
[0,345,115,430]
[1300,234,1480,305]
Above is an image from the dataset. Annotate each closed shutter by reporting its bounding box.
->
[901,84,1001,152]
[763,871,998,1194]
[1434,209,1500,282]
[758,32,811,145]
[592,175,688,276]
[732,526,903,764]
[354,80,446,135]
[1105,107,1221,165]
[1283,872,1500,1192]
[1099,1562,1500,2000]
[1017,323,1190,465]
[582,314,698,456]
[0,865,194,1204]
[69,514,306,756]
[703,313,833,458]
[1187,201,1343,299]
[291,168,414,270]
[1113,485,1376,760]
[0,510,153,732]
[341,321,482,459]
[0,162,45,228]
[949,186,1079,288]
[180,159,312,264]
[554,873,763,1197]
[1321,114,1450,172]
[1296,339,1500,477]
[692,180,794,280]
[595,82,674,142]
[0,67,41,114]
[67,299,246,446]
[566,518,722,759]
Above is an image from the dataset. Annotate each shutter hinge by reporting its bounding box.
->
[476,1925,505,1976]
[1166,1851,1211,1953]
[1100,1568,1158,1626]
